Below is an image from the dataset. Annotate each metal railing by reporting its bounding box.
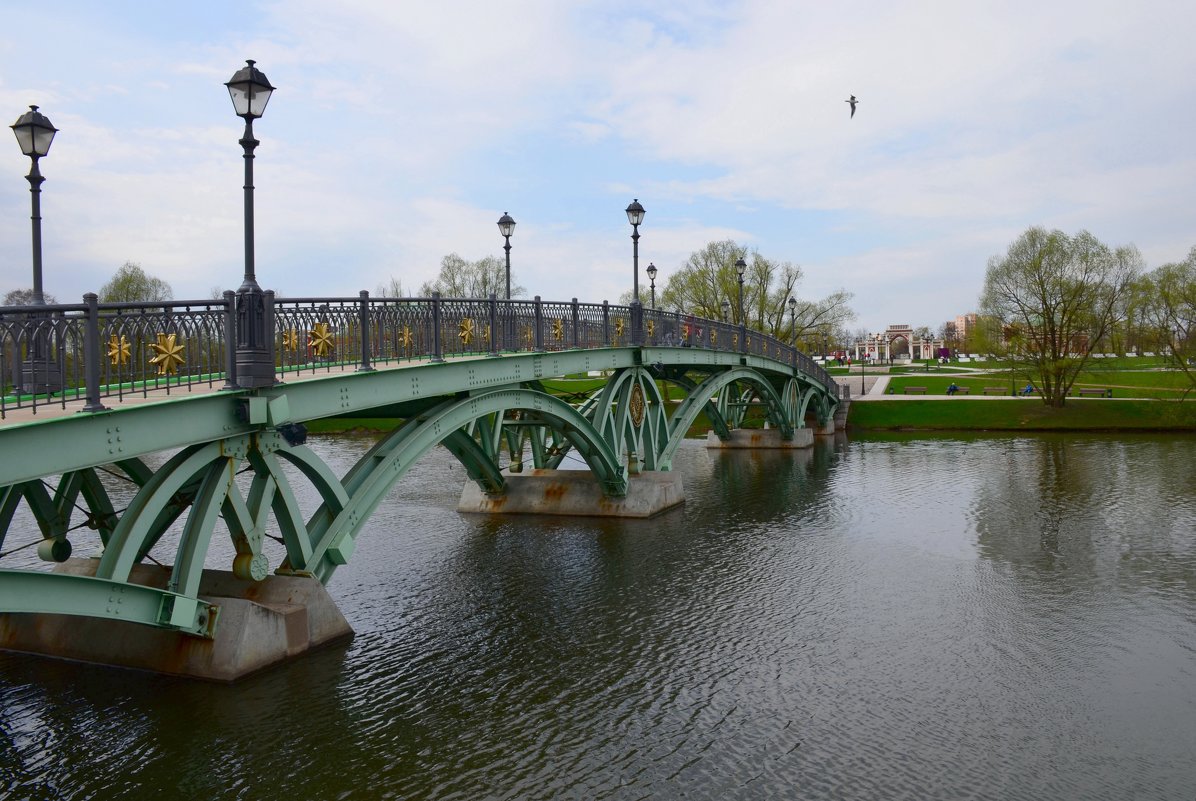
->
[1,292,839,419]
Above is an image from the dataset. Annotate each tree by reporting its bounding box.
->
[658,240,854,345]
[418,253,526,299]
[376,276,407,298]
[1139,246,1196,388]
[99,262,173,304]
[979,227,1140,407]
[3,288,57,306]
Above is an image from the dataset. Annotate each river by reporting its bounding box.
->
[2,432,1195,800]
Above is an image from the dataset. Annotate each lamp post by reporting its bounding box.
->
[11,105,61,392]
[788,296,797,346]
[735,256,746,353]
[626,198,645,345]
[226,60,276,388]
[646,262,657,309]
[497,212,515,300]
[721,299,730,322]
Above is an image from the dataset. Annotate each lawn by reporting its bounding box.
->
[885,366,1194,400]
[848,398,1196,431]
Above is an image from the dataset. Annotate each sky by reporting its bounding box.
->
[1,0,1194,335]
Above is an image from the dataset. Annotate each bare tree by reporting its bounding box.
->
[419,253,526,299]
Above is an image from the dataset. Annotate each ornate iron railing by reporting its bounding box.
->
[1,292,839,418]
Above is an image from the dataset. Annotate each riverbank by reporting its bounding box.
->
[846,397,1196,431]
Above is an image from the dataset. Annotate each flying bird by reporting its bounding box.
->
[845,95,858,118]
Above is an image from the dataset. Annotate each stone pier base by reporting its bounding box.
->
[0,559,353,682]
[705,427,815,449]
[459,469,684,518]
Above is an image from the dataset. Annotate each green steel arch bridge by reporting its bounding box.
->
[0,292,845,677]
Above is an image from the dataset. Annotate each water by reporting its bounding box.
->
[2,432,1195,800]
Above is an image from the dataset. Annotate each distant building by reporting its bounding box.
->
[853,324,944,362]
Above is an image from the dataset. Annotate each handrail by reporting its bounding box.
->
[1,292,839,418]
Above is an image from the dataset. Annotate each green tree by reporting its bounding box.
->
[1139,246,1196,387]
[99,262,173,303]
[979,227,1140,407]
[658,240,854,345]
[418,253,526,299]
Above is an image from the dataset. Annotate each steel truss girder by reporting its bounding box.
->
[0,569,216,637]
[0,349,842,636]
[665,368,794,461]
[295,387,628,583]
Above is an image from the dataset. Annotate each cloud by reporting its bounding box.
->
[2,0,1195,334]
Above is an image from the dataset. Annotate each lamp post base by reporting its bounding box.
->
[235,348,276,388]
[20,358,62,395]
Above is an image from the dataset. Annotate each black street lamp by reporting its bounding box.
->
[11,104,61,392]
[788,296,797,346]
[646,262,657,309]
[735,256,747,353]
[497,212,515,300]
[226,59,276,388]
[626,198,645,345]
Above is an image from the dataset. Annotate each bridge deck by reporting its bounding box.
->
[0,356,478,428]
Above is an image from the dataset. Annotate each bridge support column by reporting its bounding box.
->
[0,559,353,681]
[833,399,851,433]
[705,428,814,449]
[458,469,683,518]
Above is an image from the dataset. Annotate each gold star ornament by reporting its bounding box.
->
[309,322,334,358]
[107,334,130,366]
[148,333,185,376]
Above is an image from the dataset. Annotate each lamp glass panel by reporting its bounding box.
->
[32,126,55,156]
[12,126,34,156]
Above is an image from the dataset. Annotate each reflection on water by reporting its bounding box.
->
[2,432,1195,800]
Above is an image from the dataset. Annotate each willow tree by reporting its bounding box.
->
[1139,246,1196,388]
[99,262,173,303]
[979,227,1140,407]
[658,240,854,344]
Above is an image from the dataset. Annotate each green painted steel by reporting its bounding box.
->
[0,344,840,638]
[663,368,794,465]
[0,569,216,637]
[297,387,627,582]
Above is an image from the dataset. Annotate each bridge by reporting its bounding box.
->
[0,292,845,678]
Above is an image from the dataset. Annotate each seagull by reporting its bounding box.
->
[845,95,858,118]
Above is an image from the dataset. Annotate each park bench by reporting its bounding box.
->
[950,387,970,395]
[903,386,927,394]
[1075,387,1112,398]
[982,387,1007,395]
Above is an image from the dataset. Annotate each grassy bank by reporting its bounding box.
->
[848,398,1196,431]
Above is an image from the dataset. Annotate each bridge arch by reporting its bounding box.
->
[662,367,794,467]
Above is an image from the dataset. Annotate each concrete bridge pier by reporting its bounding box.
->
[0,559,353,681]
[458,469,684,518]
[705,428,815,450]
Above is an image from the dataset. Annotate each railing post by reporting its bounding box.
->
[571,298,580,349]
[488,294,500,357]
[221,290,238,390]
[357,290,375,372]
[603,301,610,347]
[534,296,545,352]
[81,293,107,412]
[431,292,444,363]
[264,290,278,385]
